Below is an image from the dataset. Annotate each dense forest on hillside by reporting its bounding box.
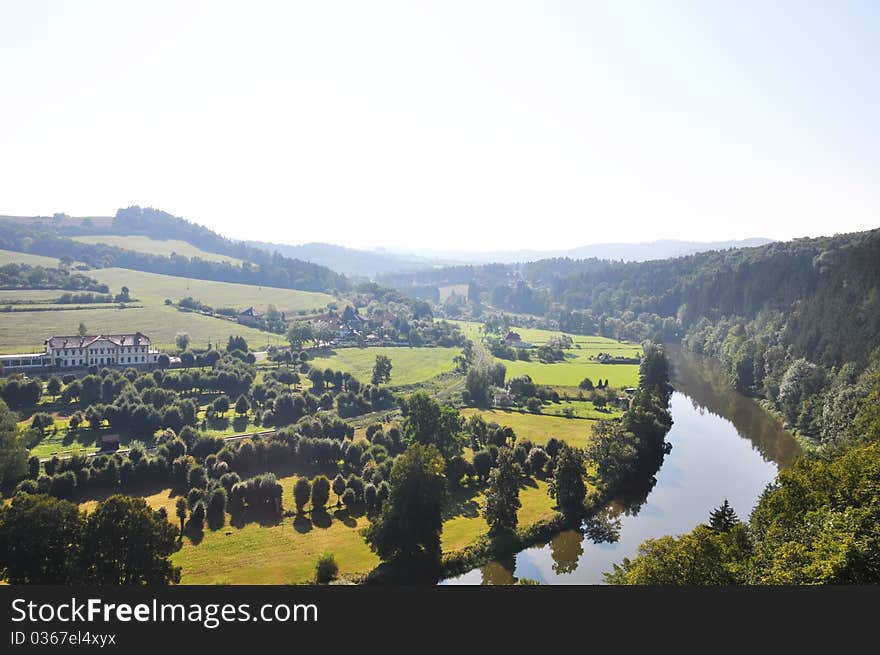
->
[0,208,347,293]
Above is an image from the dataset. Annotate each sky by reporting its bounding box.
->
[1,1,878,251]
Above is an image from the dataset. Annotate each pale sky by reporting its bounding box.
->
[1,1,878,251]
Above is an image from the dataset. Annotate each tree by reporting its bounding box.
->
[180,351,195,368]
[311,475,331,512]
[79,496,181,584]
[579,377,594,391]
[294,478,311,514]
[212,394,230,416]
[315,552,338,584]
[175,333,191,351]
[402,392,464,458]
[526,396,542,413]
[175,496,187,537]
[286,322,314,350]
[0,493,83,584]
[234,394,250,417]
[31,412,54,434]
[332,474,346,506]
[0,399,27,486]
[47,376,62,399]
[605,524,749,585]
[483,449,522,533]
[465,367,492,407]
[157,353,170,369]
[78,321,88,337]
[549,447,587,515]
[365,444,448,567]
[371,355,393,385]
[708,499,739,533]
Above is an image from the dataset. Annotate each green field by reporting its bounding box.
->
[72,235,243,265]
[451,320,641,389]
[309,346,460,387]
[0,304,287,354]
[0,290,68,303]
[502,358,638,389]
[79,470,558,583]
[438,284,469,303]
[460,408,596,448]
[0,248,63,267]
[0,264,336,353]
[91,268,335,315]
[442,479,556,553]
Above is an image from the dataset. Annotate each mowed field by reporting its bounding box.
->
[451,320,641,389]
[0,248,63,267]
[76,471,559,583]
[72,235,243,265]
[91,268,335,314]
[0,251,335,352]
[438,284,469,302]
[0,304,286,353]
[460,408,596,448]
[309,346,460,387]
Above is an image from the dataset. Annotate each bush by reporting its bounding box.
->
[187,487,204,510]
[311,475,331,512]
[314,552,339,584]
[293,478,311,513]
[49,471,77,499]
[341,487,356,509]
[188,501,206,531]
[206,488,227,525]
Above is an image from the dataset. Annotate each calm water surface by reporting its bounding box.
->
[443,347,801,584]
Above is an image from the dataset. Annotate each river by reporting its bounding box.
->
[443,346,802,584]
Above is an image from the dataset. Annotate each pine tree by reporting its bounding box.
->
[708,499,738,532]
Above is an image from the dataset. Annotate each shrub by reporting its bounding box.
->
[341,487,357,509]
[311,475,331,512]
[188,501,206,531]
[293,478,311,513]
[314,552,338,584]
[206,488,227,525]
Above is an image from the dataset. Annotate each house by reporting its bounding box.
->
[237,306,262,327]
[493,389,514,406]
[504,331,522,345]
[0,332,162,370]
[367,311,396,327]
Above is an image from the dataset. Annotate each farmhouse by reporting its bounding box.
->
[237,306,262,327]
[0,332,161,369]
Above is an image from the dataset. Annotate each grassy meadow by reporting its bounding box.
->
[91,268,335,315]
[72,234,243,265]
[0,248,64,267]
[460,408,597,448]
[0,254,336,352]
[308,346,460,388]
[451,320,641,389]
[72,470,560,583]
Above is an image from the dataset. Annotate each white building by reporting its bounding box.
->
[0,332,161,370]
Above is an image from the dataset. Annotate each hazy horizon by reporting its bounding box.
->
[2,1,878,251]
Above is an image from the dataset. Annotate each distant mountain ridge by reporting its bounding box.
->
[399,238,775,264]
[244,240,439,278]
[245,237,774,278]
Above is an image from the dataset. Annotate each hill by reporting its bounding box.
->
[72,235,243,265]
[399,238,774,264]
[245,240,437,278]
[0,207,348,293]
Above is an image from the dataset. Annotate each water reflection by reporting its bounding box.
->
[667,346,801,467]
[550,531,584,574]
[444,348,801,585]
